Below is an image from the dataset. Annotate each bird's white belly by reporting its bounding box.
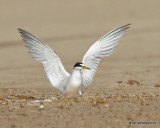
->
[65,79,81,96]
[64,72,82,96]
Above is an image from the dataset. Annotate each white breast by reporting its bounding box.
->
[64,69,82,96]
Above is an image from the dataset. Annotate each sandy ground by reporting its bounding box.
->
[0,0,160,128]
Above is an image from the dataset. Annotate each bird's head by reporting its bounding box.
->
[73,62,90,70]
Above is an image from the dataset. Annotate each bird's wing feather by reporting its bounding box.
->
[82,24,130,87]
[18,29,70,91]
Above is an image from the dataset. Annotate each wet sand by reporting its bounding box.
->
[0,1,160,128]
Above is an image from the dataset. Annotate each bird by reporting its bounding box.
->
[18,24,130,97]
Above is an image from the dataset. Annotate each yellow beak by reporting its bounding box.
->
[82,66,90,69]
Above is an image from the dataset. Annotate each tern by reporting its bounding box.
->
[18,24,130,97]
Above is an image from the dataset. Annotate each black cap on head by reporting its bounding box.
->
[73,62,83,68]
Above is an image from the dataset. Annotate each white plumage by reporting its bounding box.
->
[18,24,130,96]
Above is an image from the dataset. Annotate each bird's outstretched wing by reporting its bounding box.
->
[82,24,130,87]
[18,29,70,92]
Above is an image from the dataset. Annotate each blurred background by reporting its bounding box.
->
[0,0,159,42]
[0,0,160,87]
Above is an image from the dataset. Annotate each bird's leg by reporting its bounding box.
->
[79,90,82,96]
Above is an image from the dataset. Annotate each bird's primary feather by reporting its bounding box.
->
[82,24,130,87]
[18,29,70,92]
